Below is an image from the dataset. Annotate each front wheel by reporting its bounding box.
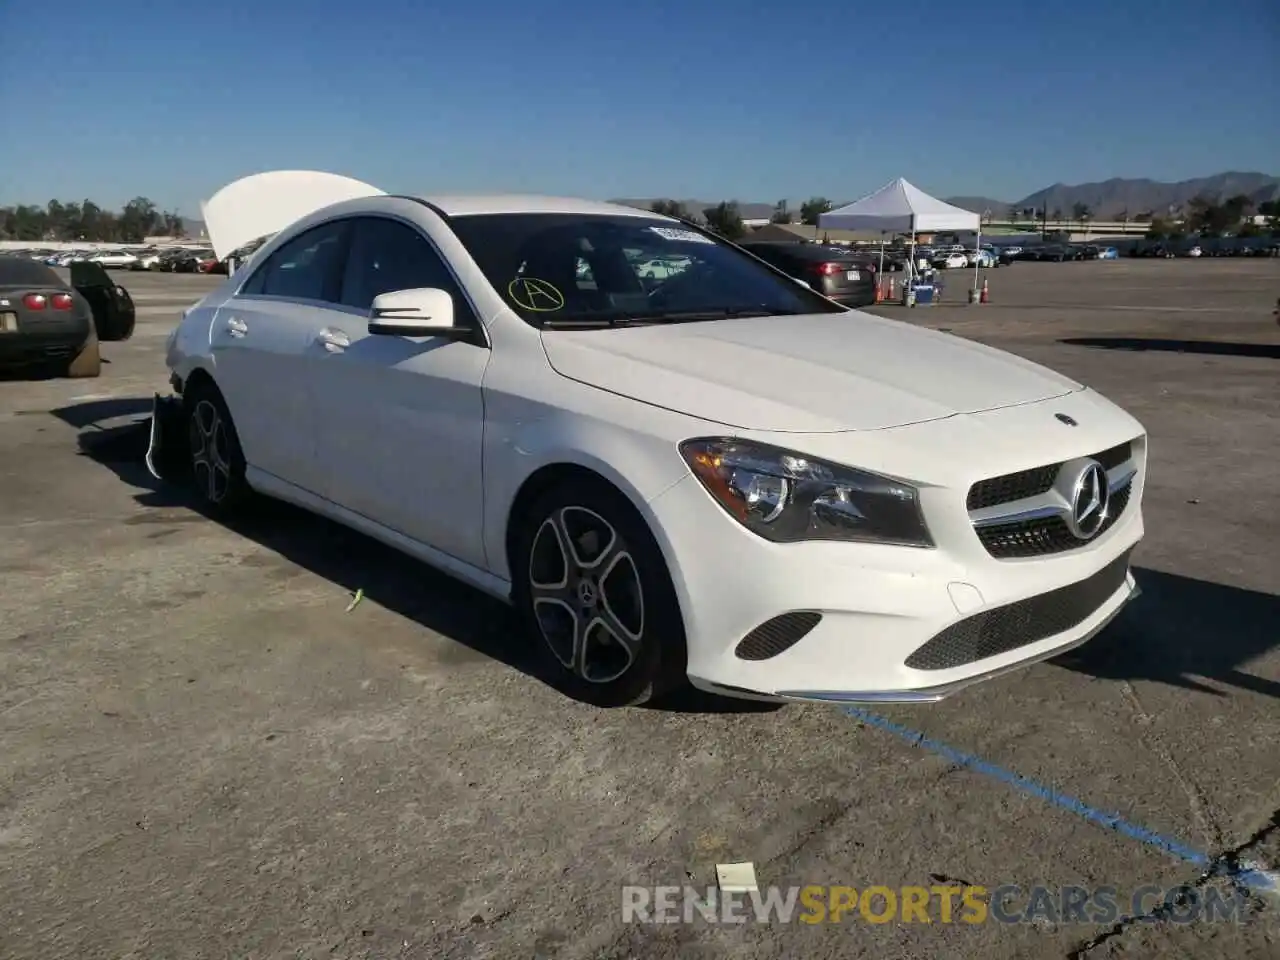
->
[185,380,251,513]
[512,479,687,707]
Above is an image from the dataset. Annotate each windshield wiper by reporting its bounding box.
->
[539,308,798,329]
[642,309,780,322]
[539,316,639,329]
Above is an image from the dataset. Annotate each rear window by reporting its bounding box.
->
[447,213,848,326]
[0,257,65,288]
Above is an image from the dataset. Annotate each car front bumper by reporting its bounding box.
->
[645,398,1147,704]
[832,288,878,308]
[145,390,188,481]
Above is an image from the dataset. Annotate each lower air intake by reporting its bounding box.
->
[904,550,1132,671]
[734,612,822,661]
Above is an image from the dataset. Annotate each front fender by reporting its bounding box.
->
[480,389,699,581]
[165,305,222,387]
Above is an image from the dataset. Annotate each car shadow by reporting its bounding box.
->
[1059,337,1280,360]
[55,401,777,715]
[1052,568,1280,699]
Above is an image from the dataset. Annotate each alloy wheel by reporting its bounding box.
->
[527,506,645,684]
[189,399,231,504]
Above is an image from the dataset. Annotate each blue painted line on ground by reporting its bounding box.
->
[844,706,1211,866]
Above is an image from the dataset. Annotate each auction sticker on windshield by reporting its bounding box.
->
[649,226,715,244]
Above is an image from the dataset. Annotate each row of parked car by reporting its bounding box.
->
[837,244,1015,273]
[999,243,1121,262]
[1129,238,1280,258]
[3,244,231,274]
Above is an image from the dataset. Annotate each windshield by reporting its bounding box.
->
[446,213,848,326]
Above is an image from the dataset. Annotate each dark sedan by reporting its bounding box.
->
[0,257,135,378]
[737,241,878,307]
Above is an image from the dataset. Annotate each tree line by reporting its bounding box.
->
[649,197,837,240]
[7,190,1276,246]
[0,198,186,243]
[651,193,1279,242]
[1008,194,1278,238]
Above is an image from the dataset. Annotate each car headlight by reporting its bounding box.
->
[680,438,933,547]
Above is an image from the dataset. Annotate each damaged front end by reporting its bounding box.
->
[145,381,189,482]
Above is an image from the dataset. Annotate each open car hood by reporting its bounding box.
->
[200,170,385,260]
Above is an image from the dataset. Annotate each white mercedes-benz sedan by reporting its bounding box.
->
[155,176,1146,707]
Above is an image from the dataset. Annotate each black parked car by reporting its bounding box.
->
[737,241,878,307]
[0,257,136,378]
[155,249,193,272]
[1036,245,1070,262]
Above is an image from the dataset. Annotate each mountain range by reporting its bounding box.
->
[612,172,1280,222]
[947,172,1280,219]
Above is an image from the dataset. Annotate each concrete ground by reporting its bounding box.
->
[1,259,1277,959]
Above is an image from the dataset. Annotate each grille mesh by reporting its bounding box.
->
[734,612,822,661]
[978,481,1133,559]
[966,441,1132,511]
[904,549,1133,671]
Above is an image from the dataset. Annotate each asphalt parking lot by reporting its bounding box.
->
[1,259,1278,959]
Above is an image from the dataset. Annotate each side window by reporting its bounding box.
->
[339,217,470,319]
[241,220,349,302]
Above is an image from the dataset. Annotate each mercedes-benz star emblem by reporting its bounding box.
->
[1067,461,1110,540]
[1055,413,1079,426]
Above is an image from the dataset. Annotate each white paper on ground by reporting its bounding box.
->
[715,862,758,893]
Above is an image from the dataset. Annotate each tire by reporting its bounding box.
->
[184,378,251,513]
[511,477,687,707]
[64,330,101,378]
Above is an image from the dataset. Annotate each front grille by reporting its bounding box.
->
[966,441,1132,511]
[979,480,1132,559]
[967,464,1057,511]
[734,612,822,661]
[904,549,1133,671]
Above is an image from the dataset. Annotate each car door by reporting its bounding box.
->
[312,215,489,569]
[69,260,136,341]
[210,219,350,492]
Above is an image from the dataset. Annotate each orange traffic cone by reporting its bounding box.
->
[875,281,884,303]
[979,279,990,303]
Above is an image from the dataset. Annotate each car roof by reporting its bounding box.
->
[415,194,672,219]
[0,257,65,288]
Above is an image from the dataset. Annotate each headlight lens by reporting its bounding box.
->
[680,438,933,547]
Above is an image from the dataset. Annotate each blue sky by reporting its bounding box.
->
[2,0,1276,214]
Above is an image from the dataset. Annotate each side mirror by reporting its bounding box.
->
[368,288,462,338]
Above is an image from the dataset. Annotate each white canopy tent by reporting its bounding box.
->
[819,178,983,296]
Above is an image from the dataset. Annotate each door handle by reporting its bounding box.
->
[317,328,350,352]
[225,316,248,338]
